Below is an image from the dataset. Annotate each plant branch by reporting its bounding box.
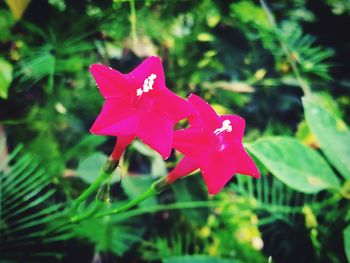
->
[71,158,119,212]
[129,0,138,49]
[259,0,312,96]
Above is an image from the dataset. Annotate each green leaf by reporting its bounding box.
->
[65,135,107,162]
[0,10,15,41]
[1,147,65,261]
[344,225,350,263]
[76,152,107,184]
[122,175,156,207]
[247,136,341,194]
[303,96,350,180]
[230,1,269,30]
[131,141,167,177]
[164,255,241,263]
[0,58,13,99]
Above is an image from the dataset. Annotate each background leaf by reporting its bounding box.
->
[5,0,31,20]
[76,152,108,184]
[247,136,341,193]
[0,146,66,262]
[0,58,13,99]
[303,96,350,180]
[122,175,156,207]
[131,140,167,177]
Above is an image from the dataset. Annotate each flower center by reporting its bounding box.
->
[214,119,232,135]
[136,74,157,96]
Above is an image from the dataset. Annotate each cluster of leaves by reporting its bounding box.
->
[1,0,350,262]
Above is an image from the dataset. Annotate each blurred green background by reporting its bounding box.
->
[1,0,350,262]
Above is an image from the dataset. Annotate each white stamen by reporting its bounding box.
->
[136,88,143,96]
[137,74,157,96]
[214,119,232,135]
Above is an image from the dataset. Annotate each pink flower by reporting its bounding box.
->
[167,94,260,194]
[90,57,193,160]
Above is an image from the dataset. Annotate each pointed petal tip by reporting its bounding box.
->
[207,186,222,195]
[188,93,211,106]
[148,56,161,62]
[89,63,103,72]
[89,64,104,77]
[89,126,99,135]
[253,172,261,179]
[139,56,162,66]
[159,148,171,160]
[243,169,260,179]
[248,163,260,179]
[89,64,115,74]
[188,93,200,101]
[162,153,171,160]
[89,121,106,135]
[241,168,261,179]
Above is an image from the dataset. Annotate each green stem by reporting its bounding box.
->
[100,200,220,222]
[96,186,156,219]
[52,165,166,234]
[92,176,168,219]
[129,0,137,49]
[312,192,342,212]
[70,176,169,225]
[259,0,312,96]
[72,158,119,212]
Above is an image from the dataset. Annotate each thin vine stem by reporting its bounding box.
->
[129,0,138,49]
[259,0,312,96]
[72,159,119,212]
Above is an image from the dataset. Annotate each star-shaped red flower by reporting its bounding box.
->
[167,94,260,194]
[90,56,193,159]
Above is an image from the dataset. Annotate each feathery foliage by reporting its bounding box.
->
[0,145,66,262]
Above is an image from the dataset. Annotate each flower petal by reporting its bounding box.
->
[90,97,139,136]
[90,64,133,98]
[173,127,211,158]
[167,156,199,183]
[220,114,245,140]
[136,110,174,159]
[111,135,135,160]
[152,89,195,122]
[129,56,165,92]
[188,94,220,129]
[199,151,236,195]
[229,143,260,178]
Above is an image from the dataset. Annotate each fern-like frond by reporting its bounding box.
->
[230,1,334,81]
[15,20,96,93]
[231,175,319,262]
[0,146,66,262]
[231,175,314,226]
[277,22,334,80]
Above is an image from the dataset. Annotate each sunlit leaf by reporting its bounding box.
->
[76,152,108,184]
[0,58,13,99]
[0,9,15,41]
[247,136,341,193]
[5,0,31,20]
[122,175,156,207]
[303,96,350,180]
[131,141,167,177]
